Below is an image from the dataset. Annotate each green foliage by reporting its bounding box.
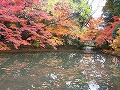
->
[41,0,92,28]
[70,0,92,28]
[103,0,120,16]
[112,23,120,38]
[103,0,120,22]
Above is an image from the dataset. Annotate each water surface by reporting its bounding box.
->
[0,51,120,90]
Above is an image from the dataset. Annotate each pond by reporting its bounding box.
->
[0,51,120,90]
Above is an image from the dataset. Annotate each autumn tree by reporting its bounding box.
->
[0,0,54,50]
[42,0,92,46]
[0,0,92,51]
[110,16,120,54]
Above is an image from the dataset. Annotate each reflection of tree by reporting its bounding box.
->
[0,58,9,65]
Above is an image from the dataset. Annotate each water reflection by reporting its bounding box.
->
[0,51,120,90]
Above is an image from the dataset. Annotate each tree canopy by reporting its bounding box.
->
[1,0,120,55]
[0,0,92,50]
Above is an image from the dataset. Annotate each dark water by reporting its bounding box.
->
[0,51,120,90]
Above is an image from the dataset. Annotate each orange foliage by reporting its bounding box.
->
[87,17,103,30]
[86,16,120,54]
[43,1,80,48]
[87,16,120,46]
[47,36,63,49]
[0,42,10,51]
[46,26,71,36]
[45,26,70,48]
[79,29,97,42]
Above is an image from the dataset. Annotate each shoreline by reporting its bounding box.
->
[0,46,120,57]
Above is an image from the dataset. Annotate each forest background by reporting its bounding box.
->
[0,0,120,55]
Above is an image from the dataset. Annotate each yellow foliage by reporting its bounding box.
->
[47,36,63,48]
[46,26,71,36]
[78,28,97,42]
[117,28,120,34]
[111,28,120,54]
[46,25,82,48]
[10,24,17,29]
